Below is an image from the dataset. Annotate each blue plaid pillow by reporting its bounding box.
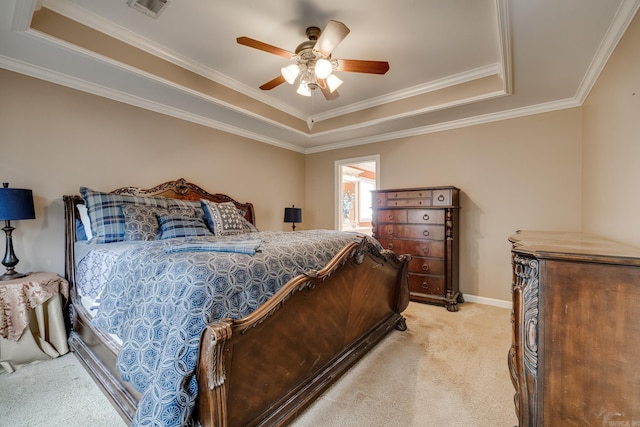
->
[158,215,212,239]
[80,187,202,243]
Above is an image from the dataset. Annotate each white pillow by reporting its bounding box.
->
[78,203,92,240]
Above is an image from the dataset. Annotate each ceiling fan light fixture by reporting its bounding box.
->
[237,20,389,101]
[314,58,333,79]
[297,82,312,97]
[326,74,343,93]
[281,64,300,84]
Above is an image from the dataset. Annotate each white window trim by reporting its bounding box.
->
[334,154,380,230]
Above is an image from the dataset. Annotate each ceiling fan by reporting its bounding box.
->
[237,20,390,100]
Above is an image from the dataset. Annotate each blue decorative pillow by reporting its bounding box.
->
[75,219,88,241]
[200,200,246,236]
[158,215,212,239]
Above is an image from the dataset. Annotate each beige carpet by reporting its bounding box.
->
[0,302,517,426]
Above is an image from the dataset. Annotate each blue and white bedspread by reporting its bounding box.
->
[90,230,362,427]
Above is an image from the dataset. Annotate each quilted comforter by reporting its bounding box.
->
[90,230,362,427]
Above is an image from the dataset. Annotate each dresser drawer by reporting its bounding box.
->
[408,257,445,275]
[407,209,445,224]
[433,189,452,206]
[386,198,432,207]
[377,238,445,258]
[373,192,387,207]
[376,209,408,224]
[387,189,432,200]
[378,224,444,240]
[374,190,432,207]
[408,274,445,296]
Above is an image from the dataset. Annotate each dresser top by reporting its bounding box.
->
[371,186,460,193]
[509,230,640,265]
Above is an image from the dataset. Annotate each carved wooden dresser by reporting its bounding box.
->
[372,186,462,311]
[508,230,640,426]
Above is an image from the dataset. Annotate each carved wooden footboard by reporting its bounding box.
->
[197,237,409,426]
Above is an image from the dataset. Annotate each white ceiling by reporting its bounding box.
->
[1,0,639,153]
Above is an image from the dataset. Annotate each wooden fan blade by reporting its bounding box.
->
[315,20,350,57]
[260,75,286,90]
[318,79,340,100]
[336,59,390,74]
[236,37,294,59]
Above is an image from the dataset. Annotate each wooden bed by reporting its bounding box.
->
[63,178,410,426]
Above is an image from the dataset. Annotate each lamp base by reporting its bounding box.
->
[0,269,27,281]
[2,221,26,281]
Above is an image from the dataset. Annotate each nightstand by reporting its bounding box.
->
[0,272,69,373]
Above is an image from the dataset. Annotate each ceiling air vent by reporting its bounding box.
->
[127,0,170,18]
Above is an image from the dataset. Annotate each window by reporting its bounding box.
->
[335,155,379,235]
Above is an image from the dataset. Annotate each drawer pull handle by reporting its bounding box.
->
[421,264,429,272]
[422,281,429,290]
[387,243,394,250]
[388,213,394,220]
[423,230,430,237]
[438,194,445,202]
[422,247,429,255]
[423,214,430,221]
[388,228,394,235]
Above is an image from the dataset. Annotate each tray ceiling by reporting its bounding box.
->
[1,0,638,152]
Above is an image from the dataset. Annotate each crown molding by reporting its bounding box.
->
[311,64,503,123]
[309,89,507,140]
[0,53,307,154]
[496,0,513,95]
[305,98,582,154]
[42,0,308,120]
[575,0,640,103]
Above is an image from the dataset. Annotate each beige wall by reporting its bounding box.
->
[306,110,583,302]
[582,11,640,247]
[0,69,305,276]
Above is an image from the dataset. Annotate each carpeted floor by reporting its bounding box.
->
[0,302,517,426]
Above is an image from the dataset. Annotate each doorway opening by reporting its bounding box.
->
[335,155,379,235]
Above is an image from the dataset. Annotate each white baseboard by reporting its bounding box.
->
[463,294,512,309]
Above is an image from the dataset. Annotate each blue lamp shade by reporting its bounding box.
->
[0,187,36,221]
[284,205,302,231]
[284,207,302,223]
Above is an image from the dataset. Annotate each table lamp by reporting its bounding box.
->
[283,205,302,231]
[0,183,36,280]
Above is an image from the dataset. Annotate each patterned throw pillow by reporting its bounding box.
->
[241,217,259,233]
[158,215,212,239]
[122,205,173,241]
[200,200,246,236]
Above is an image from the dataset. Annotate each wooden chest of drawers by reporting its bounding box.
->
[509,231,640,426]
[372,186,462,311]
